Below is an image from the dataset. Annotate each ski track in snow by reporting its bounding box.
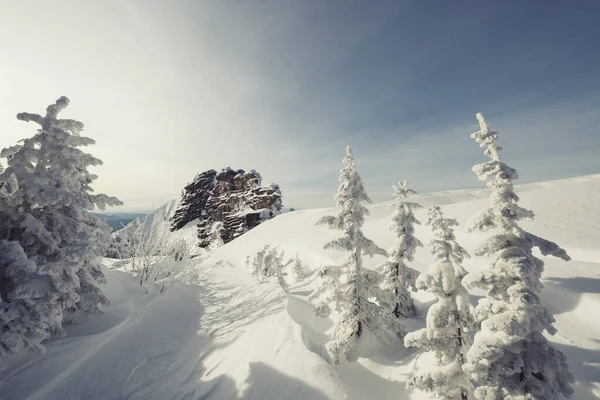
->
[1,174,600,399]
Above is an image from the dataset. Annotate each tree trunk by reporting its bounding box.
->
[354,249,362,338]
[457,312,468,400]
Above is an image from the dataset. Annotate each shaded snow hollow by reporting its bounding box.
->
[1,174,600,399]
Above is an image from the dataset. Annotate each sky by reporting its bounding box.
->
[1,0,599,211]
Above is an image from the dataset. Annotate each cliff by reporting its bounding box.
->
[170,168,282,248]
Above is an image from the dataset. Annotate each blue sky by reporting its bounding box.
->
[1,0,599,210]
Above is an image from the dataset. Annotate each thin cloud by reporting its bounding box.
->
[1,1,598,211]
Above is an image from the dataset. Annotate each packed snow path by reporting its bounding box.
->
[1,174,600,399]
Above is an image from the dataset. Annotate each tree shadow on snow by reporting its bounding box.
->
[240,362,332,399]
[117,282,327,400]
[368,338,420,367]
[0,281,210,400]
[552,340,600,400]
[545,277,600,294]
[286,292,417,399]
[542,277,600,316]
[124,348,335,400]
[0,266,336,400]
[335,358,412,400]
[195,275,287,340]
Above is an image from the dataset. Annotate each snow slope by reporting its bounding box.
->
[1,174,599,400]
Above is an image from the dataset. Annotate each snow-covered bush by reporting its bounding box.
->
[247,245,284,280]
[378,180,422,319]
[106,218,142,259]
[247,245,291,292]
[310,146,401,365]
[462,113,574,399]
[129,210,194,294]
[0,97,122,360]
[404,206,474,400]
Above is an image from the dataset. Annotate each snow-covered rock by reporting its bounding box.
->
[170,167,283,248]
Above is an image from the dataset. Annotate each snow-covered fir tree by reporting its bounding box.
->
[0,97,122,359]
[291,254,306,282]
[310,145,401,365]
[462,113,574,399]
[404,206,474,400]
[378,180,422,318]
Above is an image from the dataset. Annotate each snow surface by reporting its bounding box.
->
[1,174,600,399]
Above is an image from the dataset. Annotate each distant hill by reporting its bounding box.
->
[92,212,148,232]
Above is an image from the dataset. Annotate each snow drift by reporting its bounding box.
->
[1,174,599,400]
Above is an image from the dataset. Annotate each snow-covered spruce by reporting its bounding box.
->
[378,180,422,319]
[0,97,122,360]
[462,113,574,399]
[310,145,400,365]
[291,254,306,282]
[404,206,474,400]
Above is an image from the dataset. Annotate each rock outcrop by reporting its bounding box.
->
[171,168,282,248]
[171,170,217,231]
